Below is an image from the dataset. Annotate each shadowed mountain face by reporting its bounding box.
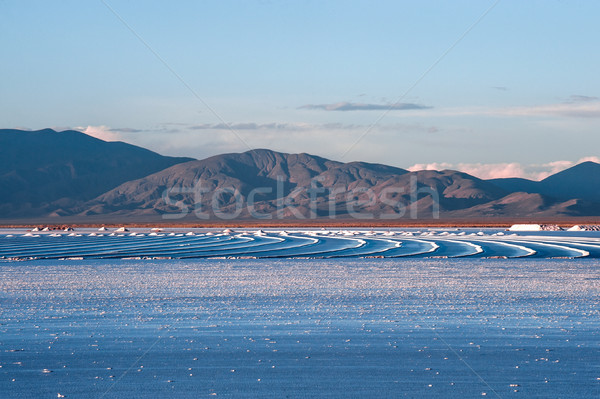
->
[83,149,413,218]
[0,129,193,217]
[1,130,598,221]
[487,162,600,203]
[82,149,600,220]
[538,162,600,202]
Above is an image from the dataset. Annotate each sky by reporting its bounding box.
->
[1,0,600,180]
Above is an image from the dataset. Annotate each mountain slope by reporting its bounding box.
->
[84,149,402,216]
[487,162,600,203]
[0,129,193,216]
[1,131,598,221]
[487,177,539,194]
[538,161,600,202]
[83,149,515,219]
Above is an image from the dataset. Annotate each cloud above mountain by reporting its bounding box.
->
[75,125,121,141]
[408,156,600,181]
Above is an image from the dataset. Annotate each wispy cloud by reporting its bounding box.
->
[109,127,144,133]
[186,121,439,133]
[66,121,440,147]
[567,94,599,103]
[495,101,600,118]
[437,98,600,119]
[408,156,600,181]
[298,101,432,111]
[189,122,333,131]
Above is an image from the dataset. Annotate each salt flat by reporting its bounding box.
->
[1,257,599,398]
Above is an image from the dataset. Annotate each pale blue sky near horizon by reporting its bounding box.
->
[1,0,599,179]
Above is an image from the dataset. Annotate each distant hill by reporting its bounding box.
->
[537,161,600,202]
[488,161,600,203]
[83,149,410,218]
[0,129,193,217]
[487,177,539,195]
[0,129,598,221]
[82,149,599,220]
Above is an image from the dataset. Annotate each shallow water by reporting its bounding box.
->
[1,258,599,398]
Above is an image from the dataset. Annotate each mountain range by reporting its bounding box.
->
[1,129,599,222]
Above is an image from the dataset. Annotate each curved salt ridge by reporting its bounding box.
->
[219,235,320,258]
[1,229,599,259]
[100,237,258,258]
[258,235,363,258]
[65,234,229,254]
[86,235,250,259]
[2,235,241,260]
[384,238,439,257]
[535,238,600,257]
[0,233,247,260]
[505,238,590,258]
[178,236,287,258]
[108,235,271,258]
[277,235,365,258]
[469,239,537,258]
[308,237,366,257]
[405,238,481,258]
[313,238,399,258]
[0,233,225,254]
[0,234,236,259]
[435,239,483,257]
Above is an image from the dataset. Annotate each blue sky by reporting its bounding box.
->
[2,0,599,179]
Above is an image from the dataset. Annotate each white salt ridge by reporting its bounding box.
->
[0,228,599,259]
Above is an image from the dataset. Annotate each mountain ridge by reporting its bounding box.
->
[1,129,598,220]
[0,128,193,217]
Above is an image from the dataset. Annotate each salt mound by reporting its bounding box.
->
[509,224,563,231]
[568,225,600,231]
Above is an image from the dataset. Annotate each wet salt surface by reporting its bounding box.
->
[0,258,599,398]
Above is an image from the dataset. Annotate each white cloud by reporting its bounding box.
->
[408,162,526,179]
[408,156,600,181]
[75,125,121,142]
[496,102,600,118]
[436,101,600,119]
[578,155,600,163]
